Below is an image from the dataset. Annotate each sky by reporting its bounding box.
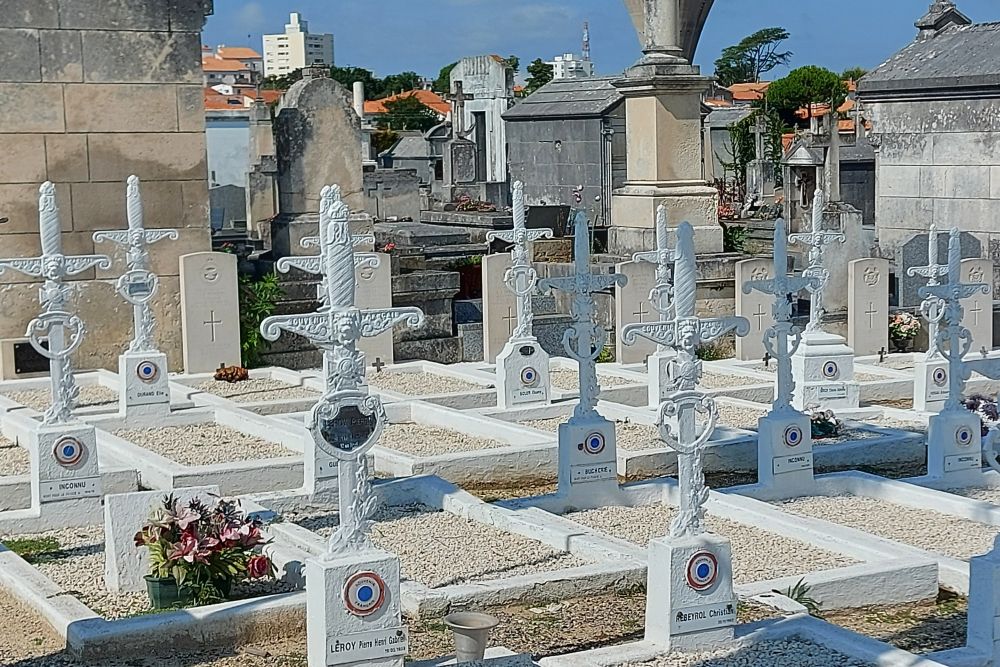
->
[204,0,999,81]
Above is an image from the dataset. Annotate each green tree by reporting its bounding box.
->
[524,58,554,95]
[377,94,440,132]
[328,66,384,98]
[841,66,868,82]
[373,128,400,156]
[766,65,849,127]
[381,71,422,97]
[433,62,458,93]
[261,69,302,90]
[504,55,520,74]
[714,27,792,87]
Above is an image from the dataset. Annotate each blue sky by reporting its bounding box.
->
[204,0,998,80]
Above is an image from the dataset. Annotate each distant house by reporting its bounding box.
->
[202,46,262,86]
[363,89,450,127]
[728,82,770,105]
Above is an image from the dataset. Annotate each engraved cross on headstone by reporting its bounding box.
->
[539,210,626,420]
[204,311,222,343]
[744,218,819,413]
[0,182,111,424]
[260,185,424,556]
[908,224,949,359]
[486,181,553,341]
[919,228,989,413]
[789,190,845,332]
[622,222,750,537]
[92,176,178,353]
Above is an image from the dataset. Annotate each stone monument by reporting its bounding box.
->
[847,258,889,357]
[734,258,774,362]
[179,251,241,374]
[261,185,424,498]
[0,183,110,523]
[539,210,627,508]
[909,224,950,412]
[789,191,859,410]
[486,181,554,409]
[960,258,994,354]
[922,229,990,483]
[743,219,819,495]
[93,176,178,422]
[621,221,747,650]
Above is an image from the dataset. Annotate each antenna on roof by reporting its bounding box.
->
[582,21,591,62]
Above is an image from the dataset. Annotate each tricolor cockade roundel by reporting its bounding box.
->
[933,367,947,387]
[53,436,85,467]
[136,360,159,384]
[343,571,386,617]
[686,551,719,591]
[583,431,606,455]
[956,425,975,448]
[520,366,539,387]
[822,361,839,379]
[783,424,803,448]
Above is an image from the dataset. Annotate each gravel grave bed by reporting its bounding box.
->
[521,416,567,432]
[566,504,856,583]
[948,486,1000,504]
[379,422,510,456]
[813,427,882,446]
[777,495,1000,560]
[874,358,915,371]
[750,363,887,384]
[114,423,297,466]
[0,525,294,621]
[822,593,966,655]
[4,385,118,412]
[288,503,586,588]
[551,370,637,391]
[716,403,766,430]
[697,373,768,389]
[0,435,29,476]
[864,415,928,434]
[195,378,318,403]
[367,371,489,396]
[619,639,873,667]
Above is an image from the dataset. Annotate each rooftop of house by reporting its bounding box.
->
[728,82,770,102]
[858,19,1000,100]
[217,46,262,61]
[204,87,282,111]
[202,55,251,73]
[502,76,623,120]
[363,90,450,117]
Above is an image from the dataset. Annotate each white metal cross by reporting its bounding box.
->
[632,204,675,318]
[789,190,845,332]
[908,224,949,359]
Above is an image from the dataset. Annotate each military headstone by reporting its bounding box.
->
[356,253,394,365]
[734,259,774,361]
[899,231,982,307]
[481,254,517,364]
[614,261,657,365]
[847,259,889,356]
[961,258,994,354]
[179,252,241,374]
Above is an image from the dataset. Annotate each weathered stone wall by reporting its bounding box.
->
[870,98,1000,261]
[0,0,213,372]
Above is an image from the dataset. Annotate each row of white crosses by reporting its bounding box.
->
[621,219,749,650]
[487,181,554,409]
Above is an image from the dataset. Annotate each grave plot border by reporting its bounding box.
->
[250,474,647,619]
[0,410,136,518]
[724,470,1000,594]
[538,612,951,667]
[341,360,498,409]
[91,405,309,496]
[169,366,321,416]
[509,478,938,610]
[0,523,310,662]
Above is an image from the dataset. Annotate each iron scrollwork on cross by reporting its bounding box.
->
[789,190,845,332]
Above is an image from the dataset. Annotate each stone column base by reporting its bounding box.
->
[610,183,722,256]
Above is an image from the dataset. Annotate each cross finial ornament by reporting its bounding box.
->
[621,222,750,537]
[632,204,675,319]
[0,183,111,424]
[449,80,476,138]
[260,185,424,556]
[908,224,950,359]
[789,191,845,332]
[486,181,553,342]
[539,209,626,420]
[918,228,989,413]
[93,176,178,353]
[743,218,819,413]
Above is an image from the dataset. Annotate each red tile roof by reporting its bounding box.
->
[364,90,450,116]
[217,47,262,61]
[202,55,250,73]
[728,82,770,101]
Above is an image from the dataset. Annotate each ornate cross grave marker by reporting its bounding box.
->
[0,182,111,513]
[539,209,626,507]
[93,176,178,422]
[261,186,421,667]
[788,191,859,410]
[909,224,951,411]
[920,229,991,482]
[486,181,554,409]
[743,219,820,494]
[621,221,748,651]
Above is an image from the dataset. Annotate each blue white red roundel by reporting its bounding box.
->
[520,366,539,387]
[343,571,386,617]
[583,432,606,455]
[933,367,947,387]
[686,551,718,591]
[136,360,159,383]
[53,437,85,467]
[822,361,839,379]
[956,425,975,448]
[783,424,803,448]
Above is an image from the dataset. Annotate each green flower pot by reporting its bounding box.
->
[144,575,192,609]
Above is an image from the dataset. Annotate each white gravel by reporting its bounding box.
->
[521,416,566,432]
[0,436,29,476]
[615,422,664,451]
[864,415,927,434]
[551,370,637,391]
[620,639,873,666]
[778,494,1000,560]
[716,403,767,430]
[114,423,297,466]
[367,371,490,396]
[196,379,318,403]
[874,358,915,371]
[290,504,586,588]
[945,486,1000,504]
[1,525,294,620]
[751,363,888,384]
[522,410,762,444]
[379,422,510,456]
[4,385,118,411]
[567,504,856,583]
[697,373,767,389]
